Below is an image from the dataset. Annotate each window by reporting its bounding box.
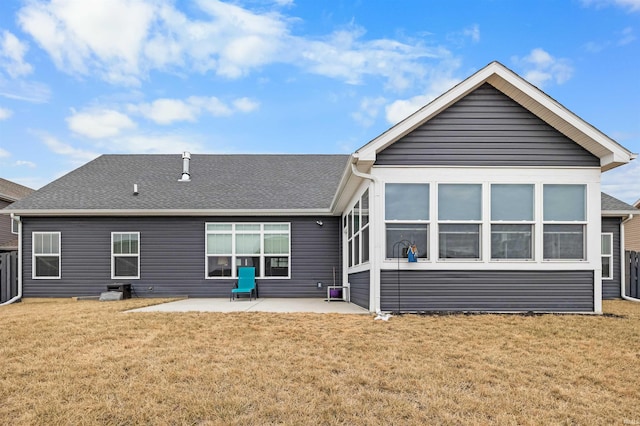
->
[206,223,290,278]
[438,184,481,259]
[112,232,140,279]
[543,185,586,260]
[33,232,60,279]
[491,184,534,260]
[11,217,18,234]
[346,190,370,267]
[384,184,429,259]
[602,233,613,279]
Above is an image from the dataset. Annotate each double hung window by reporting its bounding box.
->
[490,184,534,260]
[601,233,613,279]
[33,232,60,279]
[112,232,140,279]
[385,184,429,259]
[206,223,290,278]
[438,184,481,260]
[543,185,587,260]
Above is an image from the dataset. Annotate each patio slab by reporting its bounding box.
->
[127,298,370,314]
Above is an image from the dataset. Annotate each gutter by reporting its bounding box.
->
[620,213,639,302]
[0,213,22,306]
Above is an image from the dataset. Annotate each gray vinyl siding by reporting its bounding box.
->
[602,217,622,299]
[348,270,370,309]
[380,270,594,312]
[375,84,600,167]
[21,216,341,298]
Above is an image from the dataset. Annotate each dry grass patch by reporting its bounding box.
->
[1,298,639,425]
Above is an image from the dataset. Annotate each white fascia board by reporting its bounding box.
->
[602,210,638,217]
[3,208,337,217]
[329,155,357,213]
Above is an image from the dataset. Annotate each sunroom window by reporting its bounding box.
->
[438,184,481,260]
[543,185,586,260]
[346,189,370,267]
[490,184,534,260]
[384,184,429,259]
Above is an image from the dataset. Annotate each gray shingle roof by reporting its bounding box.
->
[0,178,33,202]
[7,154,351,212]
[601,192,638,213]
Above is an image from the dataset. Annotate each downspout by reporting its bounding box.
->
[0,213,22,306]
[620,214,640,302]
[350,163,381,312]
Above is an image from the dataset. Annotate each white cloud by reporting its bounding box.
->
[131,96,259,124]
[0,75,51,103]
[581,0,640,12]
[0,147,10,158]
[109,133,204,154]
[15,160,36,168]
[602,161,640,203]
[67,109,136,139]
[618,27,636,45]
[463,24,480,43]
[351,96,386,127]
[0,30,33,78]
[38,132,100,164]
[0,106,12,120]
[17,0,452,92]
[512,48,573,88]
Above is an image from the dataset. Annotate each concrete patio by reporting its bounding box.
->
[127,298,370,314]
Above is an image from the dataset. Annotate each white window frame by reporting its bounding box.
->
[542,184,587,261]
[601,233,614,280]
[490,184,535,261]
[32,232,61,279]
[205,223,291,279]
[346,189,371,267]
[111,232,140,279]
[383,183,430,261]
[11,217,18,234]
[437,183,482,261]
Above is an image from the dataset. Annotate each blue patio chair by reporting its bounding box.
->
[230,267,256,301]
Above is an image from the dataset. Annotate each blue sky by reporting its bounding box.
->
[0,0,639,202]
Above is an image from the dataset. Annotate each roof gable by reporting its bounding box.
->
[356,62,636,171]
[7,154,350,214]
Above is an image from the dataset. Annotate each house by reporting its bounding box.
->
[624,198,640,252]
[601,193,638,299]
[3,62,637,313]
[0,178,33,252]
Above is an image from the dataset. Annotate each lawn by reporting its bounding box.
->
[1,298,639,425]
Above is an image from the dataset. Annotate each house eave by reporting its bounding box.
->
[1,208,338,217]
[601,210,638,217]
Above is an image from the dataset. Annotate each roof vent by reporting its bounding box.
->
[179,151,191,182]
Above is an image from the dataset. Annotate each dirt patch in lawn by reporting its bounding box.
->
[1,298,639,425]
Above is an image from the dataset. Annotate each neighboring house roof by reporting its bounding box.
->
[6,154,351,215]
[601,192,639,216]
[0,178,33,202]
[355,61,636,171]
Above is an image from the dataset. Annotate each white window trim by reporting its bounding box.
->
[32,231,61,280]
[111,232,140,280]
[437,183,483,261]
[601,233,614,280]
[11,217,18,234]
[205,223,291,279]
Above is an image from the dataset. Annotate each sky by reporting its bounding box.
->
[0,0,639,203]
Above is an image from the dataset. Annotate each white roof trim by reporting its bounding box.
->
[1,208,337,217]
[355,61,636,171]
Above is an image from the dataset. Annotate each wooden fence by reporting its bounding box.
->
[625,250,639,299]
[0,251,18,303]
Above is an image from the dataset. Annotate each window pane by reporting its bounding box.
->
[543,224,585,259]
[264,234,289,254]
[439,184,482,221]
[354,201,360,232]
[236,256,260,277]
[207,224,232,231]
[385,184,429,220]
[114,234,138,255]
[491,184,534,221]
[362,190,369,226]
[35,256,59,277]
[543,185,586,221]
[265,257,289,277]
[207,256,232,277]
[385,224,428,258]
[236,234,260,255]
[601,234,612,255]
[207,234,231,255]
[348,211,353,238]
[602,257,612,279]
[348,240,353,267]
[354,235,360,265]
[264,224,288,231]
[439,224,480,259]
[362,227,369,263]
[491,224,533,259]
[236,224,260,231]
[114,257,138,277]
